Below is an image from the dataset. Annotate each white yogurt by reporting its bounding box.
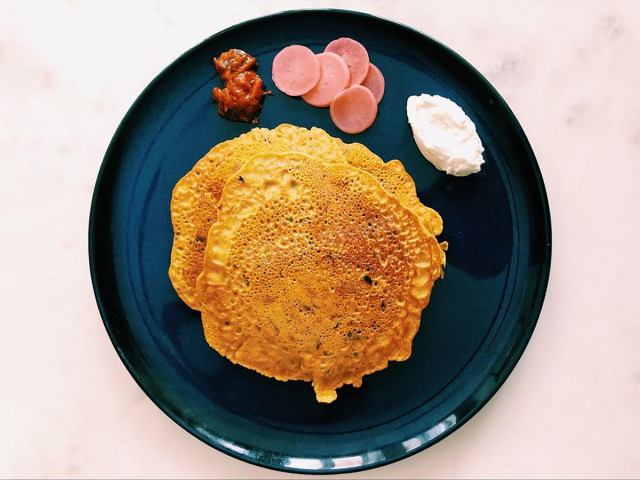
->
[407,93,485,176]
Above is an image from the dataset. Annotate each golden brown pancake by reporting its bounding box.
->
[195,151,446,402]
[170,125,444,310]
[169,124,346,309]
[339,141,444,236]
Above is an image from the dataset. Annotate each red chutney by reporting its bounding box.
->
[212,49,269,124]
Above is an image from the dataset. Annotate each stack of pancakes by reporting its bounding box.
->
[169,124,446,403]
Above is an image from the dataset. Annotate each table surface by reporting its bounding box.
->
[2,1,639,478]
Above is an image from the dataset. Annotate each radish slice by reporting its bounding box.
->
[301,52,351,108]
[272,45,321,96]
[324,37,370,87]
[361,63,385,104]
[329,85,378,134]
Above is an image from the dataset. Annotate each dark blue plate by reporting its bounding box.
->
[89,9,551,474]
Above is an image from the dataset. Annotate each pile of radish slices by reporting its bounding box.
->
[271,37,385,134]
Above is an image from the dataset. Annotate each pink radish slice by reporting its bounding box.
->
[272,45,321,96]
[361,63,385,104]
[324,37,370,87]
[329,85,378,134]
[301,52,351,107]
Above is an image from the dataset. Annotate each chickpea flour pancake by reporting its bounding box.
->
[339,140,444,236]
[169,124,346,309]
[170,124,445,310]
[195,151,446,402]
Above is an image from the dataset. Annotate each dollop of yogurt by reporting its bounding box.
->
[407,93,485,176]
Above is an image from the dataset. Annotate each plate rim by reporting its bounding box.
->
[88,7,552,474]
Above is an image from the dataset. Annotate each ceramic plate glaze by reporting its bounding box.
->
[89,9,551,474]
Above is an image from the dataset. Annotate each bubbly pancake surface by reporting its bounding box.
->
[339,140,444,236]
[169,124,346,309]
[195,151,445,402]
[170,125,444,310]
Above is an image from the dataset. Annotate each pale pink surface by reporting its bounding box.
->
[302,52,350,107]
[329,84,378,133]
[324,36,370,86]
[271,44,320,96]
[361,63,385,103]
[2,1,640,479]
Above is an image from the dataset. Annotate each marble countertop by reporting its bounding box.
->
[2,1,639,478]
